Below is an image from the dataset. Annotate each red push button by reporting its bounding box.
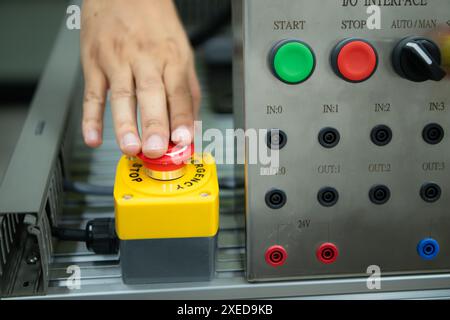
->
[332,39,378,82]
[138,143,193,172]
[137,143,194,181]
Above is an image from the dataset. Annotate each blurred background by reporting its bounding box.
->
[0,0,68,185]
[0,0,67,104]
[0,0,232,182]
[0,0,231,105]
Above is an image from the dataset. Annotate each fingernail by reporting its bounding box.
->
[172,126,192,145]
[122,133,140,148]
[121,133,141,155]
[145,134,165,151]
[86,129,99,144]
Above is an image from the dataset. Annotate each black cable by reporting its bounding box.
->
[52,227,87,242]
[188,3,231,48]
[52,218,119,255]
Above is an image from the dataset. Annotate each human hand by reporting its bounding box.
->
[81,0,201,158]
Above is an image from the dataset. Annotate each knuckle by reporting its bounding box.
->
[113,17,131,34]
[116,119,135,131]
[136,38,156,52]
[88,42,100,61]
[96,37,114,57]
[136,78,164,92]
[113,37,124,53]
[81,41,99,63]
[111,87,134,100]
[165,38,178,52]
[142,118,164,131]
[164,38,182,61]
[82,116,101,127]
[171,112,193,124]
[112,36,129,61]
[84,90,105,105]
[168,84,191,100]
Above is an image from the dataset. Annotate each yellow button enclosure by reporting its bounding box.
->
[114,153,219,240]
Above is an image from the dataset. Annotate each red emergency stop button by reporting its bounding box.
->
[137,143,194,180]
[331,38,378,83]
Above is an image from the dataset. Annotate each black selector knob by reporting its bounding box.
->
[392,36,446,82]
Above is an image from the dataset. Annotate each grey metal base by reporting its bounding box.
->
[120,236,217,285]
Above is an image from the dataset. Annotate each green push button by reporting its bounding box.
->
[271,40,315,84]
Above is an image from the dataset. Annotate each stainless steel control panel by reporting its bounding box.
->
[233,0,450,282]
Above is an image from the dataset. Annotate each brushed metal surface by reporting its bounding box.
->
[236,0,450,282]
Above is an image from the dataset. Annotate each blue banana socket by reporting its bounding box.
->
[417,238,440,260]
